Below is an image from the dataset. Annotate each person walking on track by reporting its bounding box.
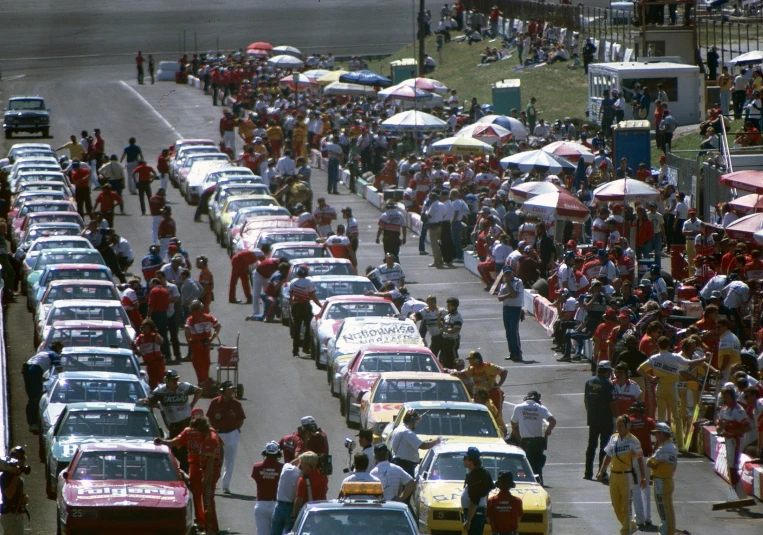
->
[196,254,215,313]
[584,360,616,481]
[251,442,283,535]
[120,137,144,195]
[376,201,406,262]
[289,266,322,357]
[510,390,556,486]
[184,300,222,386]
[207,381,246,494]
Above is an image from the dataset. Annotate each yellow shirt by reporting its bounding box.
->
[293,123,307,141]
[267,125,283,141]
[647,441,677,478]
[718,73,733,92]
[61,141,85,160]
[238,120,255,140]
[604,433,643,472]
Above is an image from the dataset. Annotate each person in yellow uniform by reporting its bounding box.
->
[647,422,678,535]
[450,351,508,416]
[637,336,708,451]
[676,336,717,432]
[292,117,307,159]
[716,318,741,382]
[596,415,648,535]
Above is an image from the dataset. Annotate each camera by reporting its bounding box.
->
[342,438,356,474]
[1,458,30,475]
[344,438,356,452]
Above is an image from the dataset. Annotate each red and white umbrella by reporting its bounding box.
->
[593,179,660,202]
[523,190,591,223]
[247,41,273,51]
[510,181,563,200]
[246,48,270,58]
[279,73,317,90]
[726,212,763,240]
[729,193,763,213]
[719,170,763,194]
[457,123,513,145]
[542,141,595,163]
[398,77,449,94]
[378,83,434,102]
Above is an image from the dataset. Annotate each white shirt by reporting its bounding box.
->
[722,280,750,309]
[372,263,405,287]
[722,212,738,228]
[557,263,571,289]
[510,400,552,438]
[499,277,524,308]
[275,156,296,176]
[389,424,423,462]
[112,237,134,262]
[451,198,469,222]
[400,298,427,317]
[646,351,691,378]
[674,201,689,219]
[426,200,446,224]
[491,242,512,265]
[507,250,523,272]
[342,472,380,484]
[441,200,454,221]
[591,217,608,243]
[682,218,701,236]
[699,274,727,300]
[369,461,413,501]
[718,330,742,354]
[275,463,302,502]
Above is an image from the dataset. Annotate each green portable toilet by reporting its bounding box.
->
[390,59,418,85]
[492,79,521,116]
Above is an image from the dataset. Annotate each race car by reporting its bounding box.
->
[43,402,162,499]
[25,249,105,302]
[310,296,398,369]
[213,194,279,242]
[381,401,506,451]
[56,443,193,535]
[13,211,83,248]
[229,214,297,255]
[207,182,271,233]
[15,180,73,201]
[12,171,70,195]
[328,317,423,396]
[169,140,217,182]
[176,153,229,192]
[36,299,133,349]
[16,222,82,254]
[413,442,552,534]
[281,275,376,329]
[39,320,134,351]
[34,279,121,337]
[18,235,92,276]
[9,198,74,233]
[57,347,145,381]
[253,228,321,251]
[224,206,291,252]
[28,264,116,312]
[8,191,69,220]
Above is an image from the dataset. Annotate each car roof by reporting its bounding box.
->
[28,212,79,220]
[51,299,122,307]
[50,320,124,328]
[21,200,71,207]
[61,347,134,356]
[360,344,434,353]
[225,194,276,203]
[209,167,254,175]
[45,264,110,271]
[310,275,373,282]
[302,500,411,512]
[19,181,67,188]
[9,96,44,101]
[429,441,527,456]
[376,371,453,381]
[325,295,390,304]
[31,236,89,245]
[272,241,322,249]
[65,402,150,413]
[265,228,318,236]
[26,222,80,229]
[402,401,486,411]
[77,442,169,453]
[38,248,99,257]
[55,371,139,381]
[16,171,65,178]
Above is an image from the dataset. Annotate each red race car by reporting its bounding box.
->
[57,442,192,535]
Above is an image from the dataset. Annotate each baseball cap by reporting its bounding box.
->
[301,416,317,428]
[604,309,617,319]
[565,240,577,248]
[688,208,697,215]
[502,265,513,273]
[467,351,483,362]
[598,360,612,370]
[523,245,533,253]
[618,310,630,319]
[219,380,235,390]
[524,390,541,401]
[464,446,481,461]
[165,369,179,378]
[650,264,661,273]
[191,408,204,419]
[564,251,576,260]
[654,422,672,435]
[710,290,722,300]
[157,188,166,195]
[172,253,184,262]
[481,206,491,213]
[661,300,674,310]
[598,249,608,257]
[254,136,263,143]
[262,441,282,456]
[357,429,373,440]
[497,470,516,488]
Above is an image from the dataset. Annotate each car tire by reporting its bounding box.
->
[46,469,56,500]
[41,128,49,138]
[345,398,357,429]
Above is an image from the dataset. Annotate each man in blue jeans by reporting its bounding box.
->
[558,281,608,363]
[497,265,524,362]
[271,454,303,535]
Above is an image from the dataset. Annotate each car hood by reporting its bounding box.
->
[51,437,154,463]
[62,480,189,507]
[347,372,379,395]
[317,320,343,338]
[419,480,549,510]
[43,403,66,428]
[367,402,404,426]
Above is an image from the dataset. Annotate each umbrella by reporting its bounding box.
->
[267,54,304,69]
[754,229,763,246]
[381,110,447,131]
[323,82,377,97]
[523,191,592,223]
[246,49,270,58]
[510,181,564,200]
[542,141,595,163]
[279,73,317,90]
[500,150,576,174]
[430,136,494,156]
[339,69,392,87]
[457,123,513,145]
[727,50,763,66]
[272,45,302,57]
[726,213,763,240]
[477,115,530,141]
[399,77,449,94]
[247,41,273,51]
[378,83,434,102]
[316,70,349,85]
[592,179,660,202]
[303,69,330,80]
[719,169,763,193]
[729,193,763,213]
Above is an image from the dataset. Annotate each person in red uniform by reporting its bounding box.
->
[322,224,357,267]
[229,249,258,304]
[158,414,223,535]
[70,161,92,216]
[132,160,157,215]
[92,183,123,228]
[158,206,177,260]
[235,145,260,173]
[486,471,524,535]
[184,300,222,386]
[196,255,215,313]
[147,278,172,361]
[278,429,303,464]
[157,148,171,192]
[207,381,246,494]
[251,441,284,535]
[292,451,328,518]
[295,416,330,457]
[132,319,165,389]
[121,278,143,331]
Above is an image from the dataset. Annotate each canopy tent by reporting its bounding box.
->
[729,193,763,213]
[316,70,349,86]
[398,77,449,94]
[267,54,304,69]
[378,84,435,102]
[339,69,392,87]
[542,141,595,163]
[509,181,564,200]
[272,45,302,57]
[592,179,660,202]
[726,213,763,240]
[430,136,494,156]
[456,123,513,145]
[727,50,763,66]
[303,69,330,80]
[279,73,317,90]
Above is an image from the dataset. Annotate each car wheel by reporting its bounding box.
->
[41,128,49,138]
[345,398,357,428]
[46,469,56,500]
[281,305,290,326]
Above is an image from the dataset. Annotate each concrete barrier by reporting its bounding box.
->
[701,423,763,501]
[0,281,8,461]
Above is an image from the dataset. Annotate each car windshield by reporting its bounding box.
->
[46,327,130,349]
[20,204,69,217]
[262,232,319,249]
[50,379,142,404]
[186,155,227,166]
[313,280,374,300]
[221,186,269,199]
[17,174,63,184]
[358,353,439,373]
[238,208,290,224]
[228,198,276,211]
[411,409,500,438]
[43,285,117,303]
[372,379,468,404]
[34,251,104,270]
[47,305,128,325]
[429,452,536,483]
[20,183,64,193]
[299,509,413,535]
[24,226,80,243]
[273,246,327,260]
[326,302,397,320]
[9,99,45,111]
[59,353,138,375]
[59,410,158,438]
[30,240,88,253]
[71,451,178,482]
[43,269,112,285]
[15,194,64,209]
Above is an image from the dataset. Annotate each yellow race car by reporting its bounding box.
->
[213,194,279,242]
[413,442,552,534]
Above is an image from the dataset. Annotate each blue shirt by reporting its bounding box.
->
[123,144,142,162]
[584,375,616,426]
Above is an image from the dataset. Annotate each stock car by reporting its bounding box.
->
[253,228,321,251]
[281,275,375,328]
[16,222,82,254]
[328,317,423,396]
[39,320,134,351]
[224,206,291,252]
[20,236,93,276]
[34,280,121,335]
[169,141,217,181]
[207,182,271,232]
[213,194,279,242]
[36,300,133,349]
[13,171,70,194]
[57,348,146,383]
[13,211,83,247]
[43,403,163,499]
[7,142,53,160]
[25,249,105,301]
[199,167,261,196]
[28,264,116,312]
[229,214,297,255]
[310,296,398,368]
[39,371,149,443]
[16,180,73,200]
[339,346,442,429]
[413,443,552,535]
[56,443,193,535]
[176,153,230,191]
[269,241,329,262]
[381,402,506,452]
[7,160,61,184]
[10,199,74,233]
[8,190,69,219]
[181,160,230,203]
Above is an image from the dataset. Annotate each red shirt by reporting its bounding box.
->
[157,155,170,174]
[256,258,279,278]
[220,116,235,134]
[158,217,176,238]
[93,137,105,154]
[240,152,260,172]
[136,54,145,66]
[94,190,122,212]
[206,396,246,432]
[487,490,524,533]
[296,471,328,502]
[251,457,284,501]
[299,430,329,456]
[232,250,258,267]
[638,334,659,357]
[629,415,656,456]
[71,167,91,189]
[148,285,170,312]
[149,194,166,216]
[174,428,222,466]
[636,168,651,182]
[279,432,303,463]
[134,332,163,364]
[133,163,156,183]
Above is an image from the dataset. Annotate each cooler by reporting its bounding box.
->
[637,259,654,280]
[491,79,521,116]
[675,284,697,300]
[680,300,703,318]
[390,59,418,85]
[671,244,689,281]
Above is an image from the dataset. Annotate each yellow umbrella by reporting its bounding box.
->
[316,69,348,86]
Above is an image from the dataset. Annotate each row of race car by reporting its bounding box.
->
[5,140,551,534]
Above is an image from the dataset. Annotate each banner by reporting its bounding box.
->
[532,295,557,336]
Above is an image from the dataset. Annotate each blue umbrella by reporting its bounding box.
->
[339,69,392,87]
[572,158,588,191]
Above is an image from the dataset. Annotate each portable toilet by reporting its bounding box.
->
[390,59,418,85]
[491,79,521,116]
[612,120,651,170]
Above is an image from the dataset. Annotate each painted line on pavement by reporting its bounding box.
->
[118,81,184,140]
[547,460,706,466]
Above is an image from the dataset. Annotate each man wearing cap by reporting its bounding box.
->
[131,159,156,215]
[635,300,677,341]
[157,206,177,260]
[220,109,237,153]
[389,410,441,477]
[627,402,656,528]
[357,429,376,470]
[557,252,575,292]
[497,265,525,362]
[342,207,359,252]
[461,447,493,535]
[648,422,678,535]
[207,381,246,494]
[681,208,702,271]
[487,471,524,535]
[716,318,742,381]
[584,360,617,480]
[342,452,380,486]
[452,351,508,414]
[510,391,556,486]
[251,441,283,535]
[98,154,126,214]
[185,300,222,386]
[375,201,407,262]
[148,188,167,243]
[369,444,415,502]
[228,249,260,304]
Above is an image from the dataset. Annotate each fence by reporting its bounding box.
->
[698,18,763,71]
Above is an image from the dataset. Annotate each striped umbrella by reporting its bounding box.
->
[430,136,494,156]
[378,83,434,102]
[279,73,317,90]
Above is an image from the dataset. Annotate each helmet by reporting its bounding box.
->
[165,369,179,378]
